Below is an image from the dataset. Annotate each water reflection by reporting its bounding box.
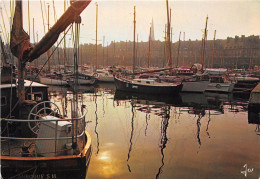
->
[156,106,170,179]
[94,93,100,155]
[248,111,260,135]
[127,103,135,172]
[45,85,259,179]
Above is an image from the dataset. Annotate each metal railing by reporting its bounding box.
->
[1,113,87,157]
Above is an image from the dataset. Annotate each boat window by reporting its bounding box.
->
[137,80,141,83]
[27,92,43,102]
[1,96,7,106]
[210,77,224,83]
[146,81,150,84]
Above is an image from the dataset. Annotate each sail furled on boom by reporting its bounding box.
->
[10,0,32,62]
[10,0,92,63]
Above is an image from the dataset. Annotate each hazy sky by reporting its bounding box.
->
[1,0,260,46]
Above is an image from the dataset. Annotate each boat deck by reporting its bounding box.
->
[1,140,37,157]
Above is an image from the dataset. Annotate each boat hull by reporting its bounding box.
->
[206,83,235,93]
[98,75,114,82]
[114,76,182,95]
[182,81,210,92]
[67,78,96,85]
[39,76,68,86]
[1,132,92,178]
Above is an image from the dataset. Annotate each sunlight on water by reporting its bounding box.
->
[48,84,260,179]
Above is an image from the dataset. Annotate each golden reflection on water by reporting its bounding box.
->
[48,86,259,179]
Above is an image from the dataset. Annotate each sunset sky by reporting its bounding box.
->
[1,0,260,46]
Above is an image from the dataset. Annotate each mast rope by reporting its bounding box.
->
[40,0,46,33]
[3,24,73,120]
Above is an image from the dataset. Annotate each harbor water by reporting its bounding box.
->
[48,83,259,179]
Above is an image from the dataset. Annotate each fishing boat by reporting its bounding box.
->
[96,69,114,82]
[181,74,210,93]
[114,75,182,95]
[205,75,235,93]
[1,0,92,178]
[39,73,68,86]
[114,6,182,95]
[67,72,97,85]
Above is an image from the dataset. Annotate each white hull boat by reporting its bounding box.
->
[39,76,68,86]
[98,75,114,82]
[182,81,210,92]
[206,82,235,93]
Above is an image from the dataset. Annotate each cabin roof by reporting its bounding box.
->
[1,80,48,89]
[252,83,260,93]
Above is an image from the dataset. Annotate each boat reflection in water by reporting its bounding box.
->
[35,85,259,179]
[112,90,259,178]
[248,111,260,136]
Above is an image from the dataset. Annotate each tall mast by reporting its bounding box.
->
[182,32,185,66]
[63,0,66,71]
[171,27,173,66]
[47,4,51,72]
[176,31,181,67]
[133,6,136,74]
[28,0,30,36]
[33,18,38,67]
[95,3,98,72]
[201,15,208,69]
[148,26,151,68]
[166,0,171,68]
[136,34,138,67]
[107,42,109,66]
[163,24,166,67]
[103,36,105,67]
[211,30,216,68]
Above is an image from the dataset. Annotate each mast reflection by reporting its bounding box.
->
[248,111,260,135]
[156,106,170,179]
[94,93,99,155]
[127,103,135,172]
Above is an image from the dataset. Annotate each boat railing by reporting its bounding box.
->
[1,114,87,157]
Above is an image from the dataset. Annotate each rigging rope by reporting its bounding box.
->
[3,24,73,120]
[40,0,46,33]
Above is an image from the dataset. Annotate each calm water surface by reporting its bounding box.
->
[48,83,260,179]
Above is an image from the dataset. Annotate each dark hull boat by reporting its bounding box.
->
[114,76,183,95]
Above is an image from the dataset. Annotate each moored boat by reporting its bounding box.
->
[67,72,97,85]
[114,75,182,95]
[39,73,68,86]
[205,75,235,93]
[96,69,114,82]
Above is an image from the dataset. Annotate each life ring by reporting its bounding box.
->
[216,84,221,89]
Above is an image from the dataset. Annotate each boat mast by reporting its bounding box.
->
[95,3,98,72]
[103,36,105,68]
[182,32,185,66]
[148,26,151,68]
[211,30,216,68]
[12,0,27,101]
[10,0,92,102]
[176,31,181,67]
[201,15,208,69]
[47,4,51,73]
[133,6,136,74]
[166,0,171,68]
[63,0,67,72]
[163,24,166,68]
